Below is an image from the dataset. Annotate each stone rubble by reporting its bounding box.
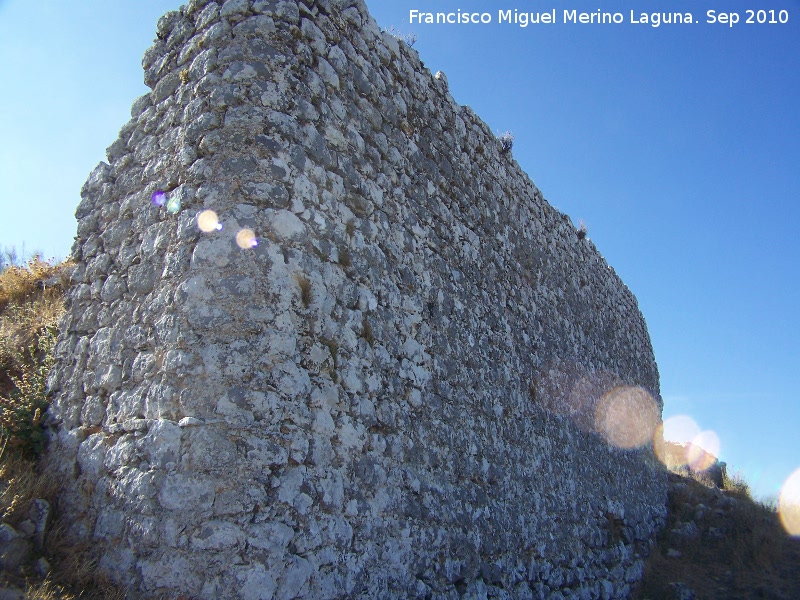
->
[0,498,52,585]
[45,0,667,598]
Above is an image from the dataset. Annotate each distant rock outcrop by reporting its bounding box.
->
[45,1,666,597]
[658,440,728,488]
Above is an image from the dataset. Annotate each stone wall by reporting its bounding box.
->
[46,0,667,598]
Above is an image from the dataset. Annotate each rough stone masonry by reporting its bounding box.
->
[45,0,668,598]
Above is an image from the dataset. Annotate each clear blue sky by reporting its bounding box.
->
[1,0,798,502]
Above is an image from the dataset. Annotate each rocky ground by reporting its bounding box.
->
[636,471,800,599]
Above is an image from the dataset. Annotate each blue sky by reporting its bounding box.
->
[1,0,798,502]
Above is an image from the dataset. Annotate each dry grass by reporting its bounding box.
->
[42,520,130,600]
[721,469,752,497]
[0,256,71,457]
[338,246,351,268]
[0,255,127,598]
[0,446,60,525]
[361,314,374,346]
[636,470,800,599]
[0,253,69,311]
[296,274,313,308]
[0,255,71,402]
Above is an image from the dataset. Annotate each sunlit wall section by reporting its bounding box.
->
[45,1,667,598]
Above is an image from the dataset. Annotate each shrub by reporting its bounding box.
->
[1,246,22,272]
[384,26,417,47]
[498,131,514,154]
[0,255,64,312]
[0,254,68,455]
[722,469,752,498]
[0,326,57,456]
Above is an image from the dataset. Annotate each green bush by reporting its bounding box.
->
[722,469,752,498]
[0,325,56,455]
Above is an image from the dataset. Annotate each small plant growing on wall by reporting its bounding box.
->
[605,511,625,544]
[338,247,351,268]
[498,131,514,154]
[361,315,374,346]
[577,220,588,240]
[384,26,417,47]
[296,275,312,307]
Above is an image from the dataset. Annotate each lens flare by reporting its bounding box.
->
[236,228,258,249]
[197,210,222,232]
[594,386,659,449]
[166,197,181,214]
[565,372,612,431]
[779,468,800,536]
[654,415,702,468]
[662,414,701,444]
[151,190,167,206]
[686,430,721,472]
[653,424,675,467]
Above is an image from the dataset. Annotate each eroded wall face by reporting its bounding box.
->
[47,0,666,597]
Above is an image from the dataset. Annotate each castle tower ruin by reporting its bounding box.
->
[47,1,667,597]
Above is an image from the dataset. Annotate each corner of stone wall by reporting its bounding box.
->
[44,1,668,597]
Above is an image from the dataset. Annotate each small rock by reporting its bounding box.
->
[704,461,726,488]
[599,578,614,600]
[715,495,737,510]
[29,499,52,551]
[35,556,51,577]
[670,520,700,541]
[16,520,35,537]
[667,581,696,600]
[693,504,708,521]
[0,586,25,600]
[666,548,682,558]
[0,524,33,572]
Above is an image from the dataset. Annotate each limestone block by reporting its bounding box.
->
[0,525,32,573]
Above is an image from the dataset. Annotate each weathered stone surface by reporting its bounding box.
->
[28,499,51,552]
[46,0,667,598]
[0,587,25,600]
[0,525,32,573]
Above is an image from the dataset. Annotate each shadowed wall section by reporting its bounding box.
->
[46,0,667,597]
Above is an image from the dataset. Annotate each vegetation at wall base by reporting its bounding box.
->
[0,326,56,457]
[0,254,127,599]
[635,470,800,599]
[0,253,70,457]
